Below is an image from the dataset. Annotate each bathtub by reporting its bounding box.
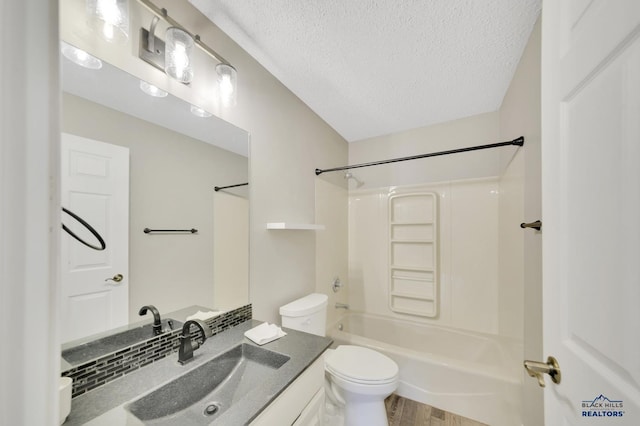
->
[328,312,523,426]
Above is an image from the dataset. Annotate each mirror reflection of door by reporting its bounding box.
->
[60,133,129,343]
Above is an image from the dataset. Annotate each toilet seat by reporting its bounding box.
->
[325,345,399,385]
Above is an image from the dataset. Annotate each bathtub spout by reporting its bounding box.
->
[335,303,349,310]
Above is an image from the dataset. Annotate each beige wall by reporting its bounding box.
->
[62,93,248,321]
[498,18,543,426]
[349,112,501,189]
[314,178,349,327]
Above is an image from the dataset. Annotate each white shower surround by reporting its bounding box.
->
[329,312,523,426]
[348,180,502,334]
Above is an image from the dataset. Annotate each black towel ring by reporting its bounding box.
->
[61,207,106,251]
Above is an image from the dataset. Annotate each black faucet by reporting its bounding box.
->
[138,305,162,336]
[178,319,213,365]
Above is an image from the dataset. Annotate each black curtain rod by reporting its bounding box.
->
[214,182,249,192]
[315,136,524,176]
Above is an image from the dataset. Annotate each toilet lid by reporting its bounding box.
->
[326,345,399,384]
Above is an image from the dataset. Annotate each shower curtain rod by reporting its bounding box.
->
[214,182,249,192]
[315,136,524,176]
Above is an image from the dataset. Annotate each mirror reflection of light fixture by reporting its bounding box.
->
[216,63,237,107]
[139,80,168,97]
[61,42,103,70]
[86,0,130,44]
[137,0,237,107]
[164,27,194,84]
[190,105,212,118]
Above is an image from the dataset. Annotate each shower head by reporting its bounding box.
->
[344,171,364,187]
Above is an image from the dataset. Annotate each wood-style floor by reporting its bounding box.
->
[385,394,488,426]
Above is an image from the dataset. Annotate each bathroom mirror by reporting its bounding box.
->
[60,49,249,368]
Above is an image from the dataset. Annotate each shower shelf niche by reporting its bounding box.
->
[388,193,439,318]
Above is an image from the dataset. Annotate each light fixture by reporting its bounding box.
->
[164,27,194,84]
[86,0,129,44]
[61,42,103,69]
[137,0,238,107]
[190,105,213,118]
[139,80,168,97]
[216,63,237,107]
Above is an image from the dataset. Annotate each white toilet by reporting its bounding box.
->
[280,293,399,426]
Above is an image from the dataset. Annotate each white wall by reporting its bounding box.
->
[62,93,248,321]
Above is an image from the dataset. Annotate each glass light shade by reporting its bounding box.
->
[139,81,168,98]
[190,105,212,118]
[61,42,103,70]
[165,27,194,84]
[216,63,237,107]
[86,0,129,44]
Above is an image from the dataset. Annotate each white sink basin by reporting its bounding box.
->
[126,343,290,425]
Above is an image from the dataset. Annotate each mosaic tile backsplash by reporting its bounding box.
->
[62,304,252,398]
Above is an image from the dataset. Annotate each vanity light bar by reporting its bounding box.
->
[136,0,232,67]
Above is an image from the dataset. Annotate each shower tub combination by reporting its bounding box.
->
[328,312,523,426]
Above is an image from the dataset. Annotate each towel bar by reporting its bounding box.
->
[144,228,198,234]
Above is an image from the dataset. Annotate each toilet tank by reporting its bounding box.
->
[279,293,328,337]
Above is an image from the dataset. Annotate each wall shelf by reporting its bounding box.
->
[266,222,326,231]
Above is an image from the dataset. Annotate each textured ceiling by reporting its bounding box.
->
[191,0,541,142]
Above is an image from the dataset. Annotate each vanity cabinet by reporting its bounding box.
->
[250,354,325,426]
[292,387,325,426]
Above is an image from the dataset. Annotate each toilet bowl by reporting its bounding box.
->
[280,294,399,426]
[324,345,399,426]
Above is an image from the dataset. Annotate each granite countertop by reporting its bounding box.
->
[64,319,332,425]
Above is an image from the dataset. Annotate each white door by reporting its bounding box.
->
[60,133,129,343]
[541,1,640,424]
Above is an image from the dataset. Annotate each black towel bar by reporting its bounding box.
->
[143,228,198,234]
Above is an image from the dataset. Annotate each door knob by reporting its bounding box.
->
[524,356,561,387]
[105,274,124,283]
